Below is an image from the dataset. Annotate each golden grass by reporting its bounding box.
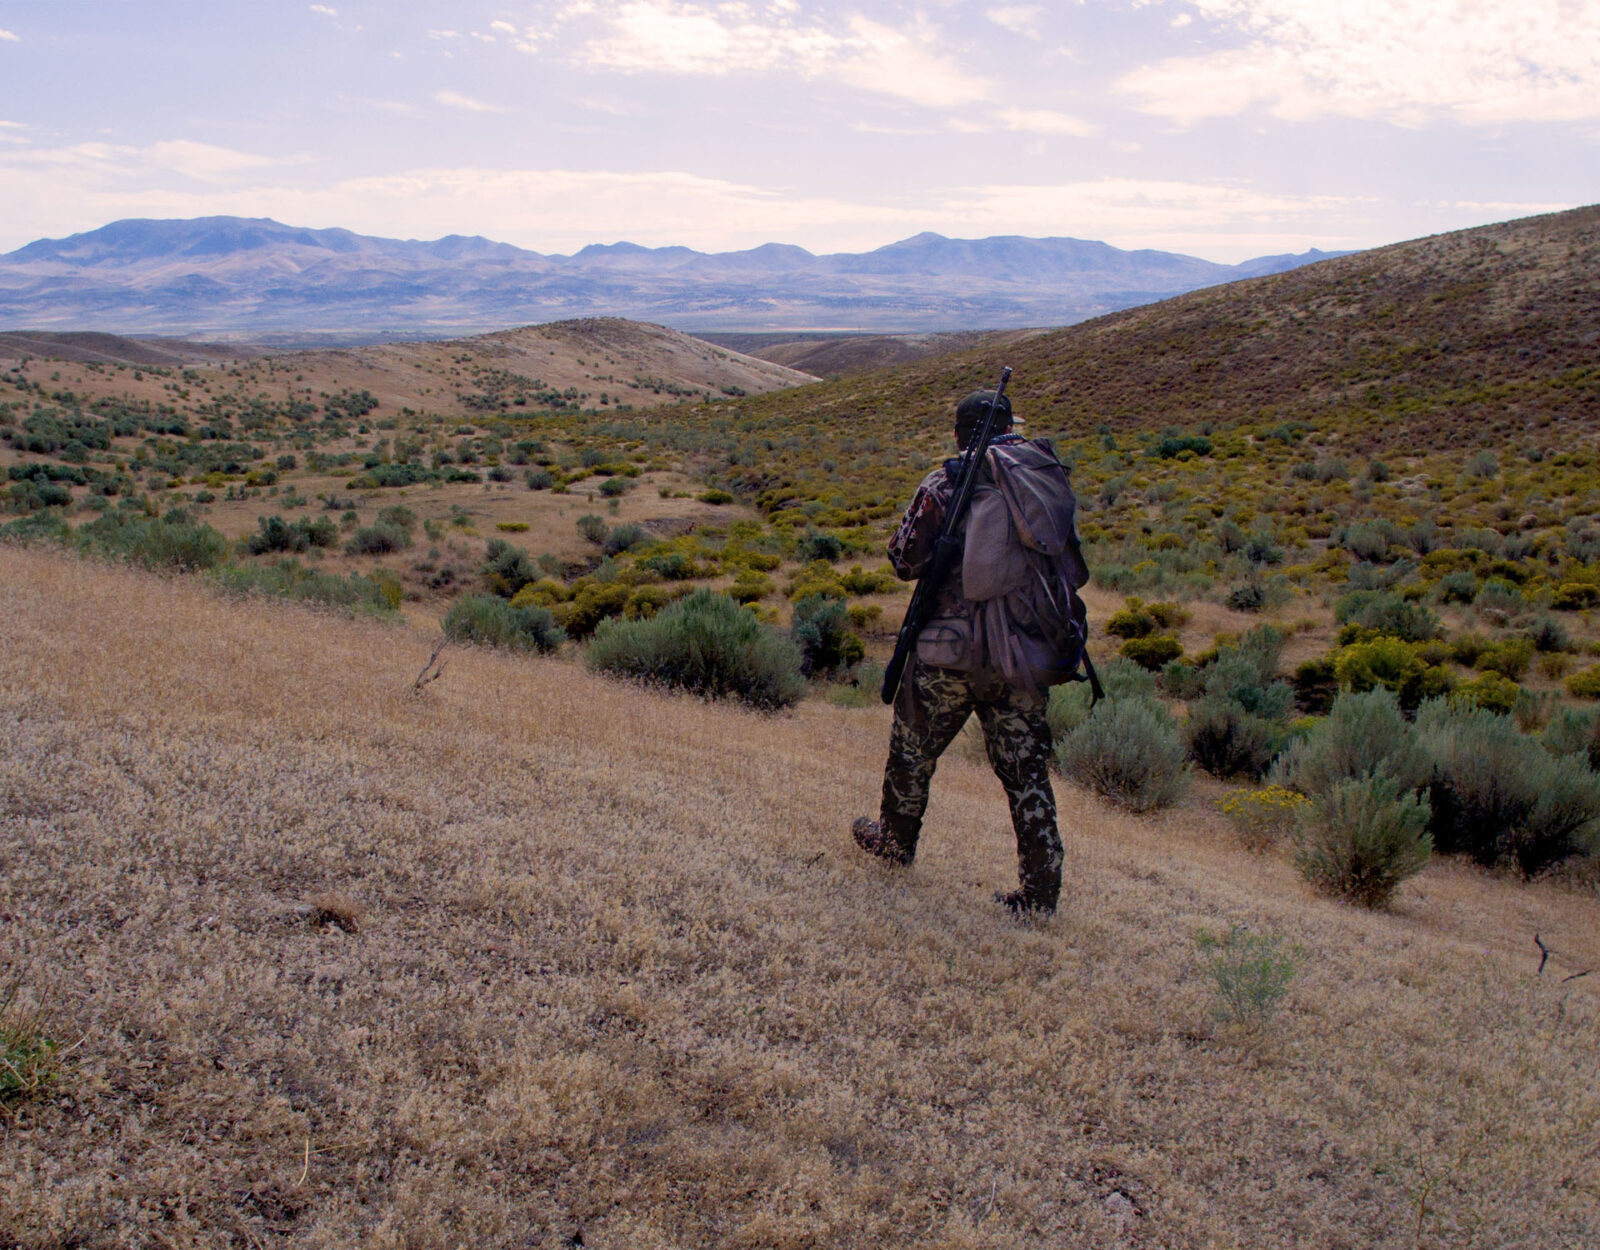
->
[3,544,1597,1248]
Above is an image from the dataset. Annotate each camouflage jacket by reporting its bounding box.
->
[887,432,1032,624]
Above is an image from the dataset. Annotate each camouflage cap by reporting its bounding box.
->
[955,389,1016,432]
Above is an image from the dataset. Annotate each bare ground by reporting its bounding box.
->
[2,544,1597,1248]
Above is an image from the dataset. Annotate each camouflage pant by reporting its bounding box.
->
[879,659,1063,908]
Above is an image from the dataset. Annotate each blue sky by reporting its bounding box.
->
[0,1,1594,260]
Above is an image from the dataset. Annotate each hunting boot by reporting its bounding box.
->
[993,886,1057,918]
[851,817,914,866]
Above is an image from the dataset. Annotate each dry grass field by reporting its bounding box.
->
[3,543,1597,1249]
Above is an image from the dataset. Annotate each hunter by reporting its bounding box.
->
[853,388,1090,916]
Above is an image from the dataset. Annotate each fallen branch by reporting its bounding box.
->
[411,638,449,695]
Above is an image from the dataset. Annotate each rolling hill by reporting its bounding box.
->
[720,204,1600,456]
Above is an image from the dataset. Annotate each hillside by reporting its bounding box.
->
[721,204,1600,452]
[698,329,1046,379]
[0,216,1343,336]
[2,543,1596,1247]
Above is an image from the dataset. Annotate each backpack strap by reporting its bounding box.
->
[1081,651,1105,705]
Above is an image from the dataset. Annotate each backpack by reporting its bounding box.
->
[961,439,1097,692]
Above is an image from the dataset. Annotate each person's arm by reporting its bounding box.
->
[887,470,950,579]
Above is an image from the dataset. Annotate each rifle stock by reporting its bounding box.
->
[881,367,1012,704]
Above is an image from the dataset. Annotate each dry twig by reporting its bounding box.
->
[411,638,449,696]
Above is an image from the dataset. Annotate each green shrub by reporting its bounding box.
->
[77,512,229,572]
[1550,581,1599,610]
[791,594,865,676]
[622,584,688,620]
[576,514,608,545]
[1474,578,1525,614]
[213,560,398,613]
[1527,616,1573,654]
[525,467,555,490]
[1334,636,1453,710]
[1224,582,1266,612]
[1343,520,1394,563]
[1194,926,1302,1030]
[1457,671,1521,715]
[729,569,775,603]
[1121,634,1183,670]
[248,513,336,554]
[1436,569,1479,604]
[345,522,410,556]
[1334,590,1440,642]
[1056,695,1190,813]
[1271,687,1431,797]
[1473,637,1533,679]
[1106,599,1157,639]
[509,577,570,608]
[1567,666,1600,699]
[442,594,565,652]
[1543,708,1600,769]
[698,488,735,504]
[1294,776,1432,907]
[376,505,416,536]
[553,581,632,638]
[1417,698,1600,875]
[839,564,900,595]
[587,588,805,710]
[1147,601,1189,628]
[481,538,539,597]
[638,549,704,580]
[1292,656,1339,715]
[1185,697,1283,779]
[1047,659,1156,741]
[787,559,848,601]
[793,527,843,563]
[599,476,629,498]
[602,523,646,556]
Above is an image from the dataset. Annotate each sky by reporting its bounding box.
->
[0,1,1595,261]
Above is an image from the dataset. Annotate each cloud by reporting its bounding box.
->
[994,107,1097,137]
[985,6,1043,39]
[1118,0,1600,125]
[570,2,989,107]
[0,28,19,42]
[834,17,989,108]
[489,20,516,35]
[434,90,507,113]
[145,141,287,183]
[308,5,337,17]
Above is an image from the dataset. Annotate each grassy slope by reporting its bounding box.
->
[3,544,1597,1248]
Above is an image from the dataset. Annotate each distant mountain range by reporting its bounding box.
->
[0,216,1348,338]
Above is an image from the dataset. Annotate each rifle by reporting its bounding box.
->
[881,366,1012,705]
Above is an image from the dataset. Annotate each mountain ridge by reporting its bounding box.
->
[0,215,1346,337]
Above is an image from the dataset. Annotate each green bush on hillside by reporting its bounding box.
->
[76,511,229,573]
[1294,776,1433,908]
[1416,698,1600,877]
[791,594,864,677]
[586,588,805,710]
[443,594,565,653]
[1334,590,1440,642]
[1057,695,1189,813]
[1271,688,1431,798]
[1121,634,1183,671]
